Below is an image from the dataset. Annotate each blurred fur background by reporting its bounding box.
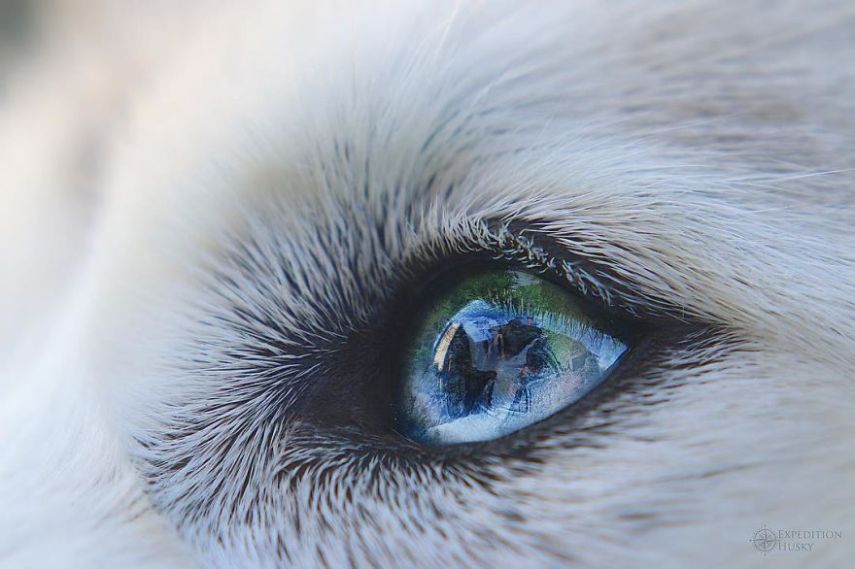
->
[1,2,854,567]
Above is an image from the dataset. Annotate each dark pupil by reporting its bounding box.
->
[434,316,561,418]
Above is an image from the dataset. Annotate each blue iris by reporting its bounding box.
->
[399,271,627,444]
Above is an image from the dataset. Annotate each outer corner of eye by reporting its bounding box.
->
[396,269,629,446]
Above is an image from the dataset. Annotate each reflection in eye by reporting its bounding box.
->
[399,270,628,444]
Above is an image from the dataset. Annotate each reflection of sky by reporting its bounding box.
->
[449,300,509,344]
[581,332,626,371]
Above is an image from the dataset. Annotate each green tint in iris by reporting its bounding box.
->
[399,270,628,444]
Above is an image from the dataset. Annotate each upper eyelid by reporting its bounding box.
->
[399,217,693,325]
[202,208,692,365]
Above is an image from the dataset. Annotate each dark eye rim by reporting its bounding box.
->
[372,224,704,455]
[309,220,711,462]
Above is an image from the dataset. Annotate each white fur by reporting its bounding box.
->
[1,1,854,567]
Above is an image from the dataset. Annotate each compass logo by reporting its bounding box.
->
[750,525,842,554]
[750,526,778,554]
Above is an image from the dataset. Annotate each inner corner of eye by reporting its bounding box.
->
[396,269,628,446]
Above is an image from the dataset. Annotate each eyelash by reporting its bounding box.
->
[488,225,617,305]
[394,219,656,322]
[392,220,651,334]
[469,220,698,321]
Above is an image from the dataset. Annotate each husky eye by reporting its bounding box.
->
[397,269,629,445]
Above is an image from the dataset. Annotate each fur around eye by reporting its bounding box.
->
[397,269,629,444]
